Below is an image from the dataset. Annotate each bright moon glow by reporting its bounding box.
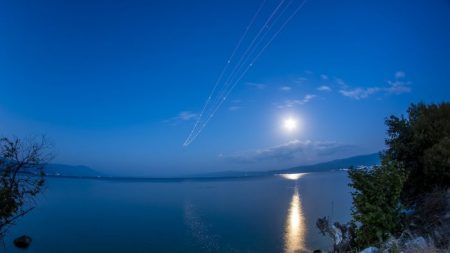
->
[283,117,298,131]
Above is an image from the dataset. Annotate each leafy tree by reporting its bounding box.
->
[385,102,450,204]
[348,160,407,248]
[0,137,50,239]
[318,102,450,250]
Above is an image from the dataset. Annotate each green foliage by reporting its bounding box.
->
[348,161,407,248]
[318,102,450,250]
[347,102,450,248]
[385,102,450,203]
[0,137,49,239]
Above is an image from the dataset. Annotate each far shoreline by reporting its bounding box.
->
[40,169,348,183]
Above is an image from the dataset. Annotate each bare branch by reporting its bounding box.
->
[0,136,51,239]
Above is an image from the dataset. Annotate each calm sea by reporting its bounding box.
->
[5,171,352,253]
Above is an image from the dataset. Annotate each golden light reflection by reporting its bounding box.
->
[279,173,307,181]
[284,187,306,253]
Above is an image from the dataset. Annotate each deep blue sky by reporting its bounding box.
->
[1,0,449,176]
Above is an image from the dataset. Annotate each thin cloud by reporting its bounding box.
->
[222,139,353,163]
[228,99,242,111]
[280,86,292,91]
[166,111,198,125]
[246,82,266,89]
[295,77,308,85]
[386,71,411,94]
[339,71,411,100]
[320,74,329,80]
[317,85,332,92]
[335,78,347,88]
[395,71,406,79]
[386,80,411,94]
[278,94,316,108]
[177,111,198,121]
[340,87,381,100]
[228,106,241,111]
[171,111,198,121]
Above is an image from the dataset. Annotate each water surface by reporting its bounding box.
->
[5,171,352,252]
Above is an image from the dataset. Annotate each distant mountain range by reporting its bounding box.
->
[192,152,381,178]
[15,152,380,179]
[0,160,101,177]
[44,164,102,177]
[276,152,381,174]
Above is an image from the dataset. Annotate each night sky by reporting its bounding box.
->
[1,0,449,176]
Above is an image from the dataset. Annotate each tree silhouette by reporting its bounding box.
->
[0,136,51,239]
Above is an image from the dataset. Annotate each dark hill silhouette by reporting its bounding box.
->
[44,164,102,177]
[276,152,380,174]
[194,152,381,178]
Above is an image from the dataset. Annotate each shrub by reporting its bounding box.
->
[348,160,407,248]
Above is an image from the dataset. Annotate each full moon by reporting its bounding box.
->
[283,117,298,131]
